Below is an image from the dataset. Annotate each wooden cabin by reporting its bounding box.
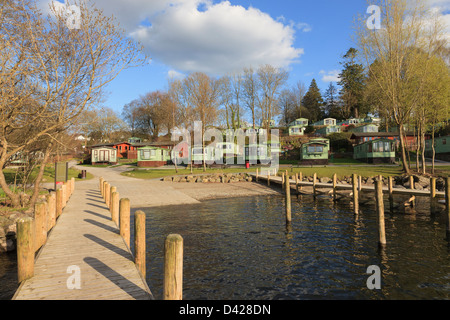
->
[137,146,171,167]
[91,147,118,165]
[289,125,306,137]
[353,138,396,164]
[300,138,330,165]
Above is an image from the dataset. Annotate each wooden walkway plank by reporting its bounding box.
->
[12,178,153,300]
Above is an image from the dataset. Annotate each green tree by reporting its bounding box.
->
[302,79,324,123]
[324,82,341,119]
[338,48,367,119]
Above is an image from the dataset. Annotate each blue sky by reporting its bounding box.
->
[40,0,449,116]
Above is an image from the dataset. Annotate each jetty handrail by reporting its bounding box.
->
[16,177,75,284]
[100,177,184,300]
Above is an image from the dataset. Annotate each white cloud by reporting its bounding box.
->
[167,69,185,80]
[39,0,304,76]
[320,70,341,83]
[131,1,304,75]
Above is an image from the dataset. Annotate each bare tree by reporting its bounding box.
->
[0,0,146,207]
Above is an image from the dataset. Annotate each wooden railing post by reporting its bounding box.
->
[119,198,131,248]
[352,173,359,214]
[56,189,63,218]
[313,173,317,197]
[285,174,292,224]
[445,177,450,240]
[100,177,104,197]
[109,186,117,211]
[16,217,35,283]
[46,192,56,232]
[375,177,387,247]
[111,191,120,226]
[332,173,337,201]
[164,234,184,300]
[430,177,436,213]
[34,202,47,252]
[134,210,146,278]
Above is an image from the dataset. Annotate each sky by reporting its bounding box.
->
[39,0,450,116]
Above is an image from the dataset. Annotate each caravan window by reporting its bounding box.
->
[141,150,151,160]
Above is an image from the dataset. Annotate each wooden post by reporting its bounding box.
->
[111,192,119,226]
[267,172,270,187]
[295,173,299,195]
[100,177,104,197]
[102,181,107,200]
[134,210,146,278]
[375,178,387,247]
[34,202,47,251]
[332,173,337,201]
[285,174,292,224]
[66,179,71,200]
[164,234,184,300]
[256,168,259,182]
[430,177,436,213]
[56,189,63,218]
[71,177,75,196]
[388,176,394,212]
[281,173,285,191]
[105,183,110,209]
[352,174,359,214]
[61,184,67,208]
[358,175,362,192]
[445,177,450,240]
[299,172,303,191]
[46,192,56,231]
[16,217,34,283]
[109,186,117,211]
[313,173,317,197]
[410,175,415,190]
[119,198,131,248]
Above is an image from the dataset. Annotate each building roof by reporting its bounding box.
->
[350,132,400,139]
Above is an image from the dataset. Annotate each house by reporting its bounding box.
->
[364,116,381,124]
[312,118,337,127]
[349,124,379,133]
[300,138,330,165]
[128,137,142,144]
[260,119,276,128]
[91,146,118,165]
[289,118,309,127]
[315,125,341,136]
[338,117,364,127]
[353,138,396,164]
[289,126,306,136]
[350,132,399,146]
[113,142,137,159]
[137,146,171,167]
[425,135,450,161]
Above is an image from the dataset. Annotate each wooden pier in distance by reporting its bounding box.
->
[12,178,153,300]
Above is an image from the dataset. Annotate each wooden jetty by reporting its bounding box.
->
[252,170,446,199]
[12,178,154,300]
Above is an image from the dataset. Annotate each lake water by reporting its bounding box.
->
[1,193,449,300]
[134,194,450,300]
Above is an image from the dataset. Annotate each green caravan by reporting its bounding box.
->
[137,146,171,167]
[300,138,330,165]
[353,138,396,164]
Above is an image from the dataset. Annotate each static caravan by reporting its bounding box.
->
[289,126,306,137]
[312,118,337,127]
[300,138,330,165]
[91,147,118,165]
[245,143,269,164]
[353,138,396,164]
[425,135,450,161]
[137,146,171,167]
[315,125,341,136]
[349,124,379,133]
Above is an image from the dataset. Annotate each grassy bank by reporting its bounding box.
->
[121,164,450,181]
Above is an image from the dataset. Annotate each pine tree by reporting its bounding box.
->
[324,82,341,119]
[338,48,367,119]
[302,79,324,123]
